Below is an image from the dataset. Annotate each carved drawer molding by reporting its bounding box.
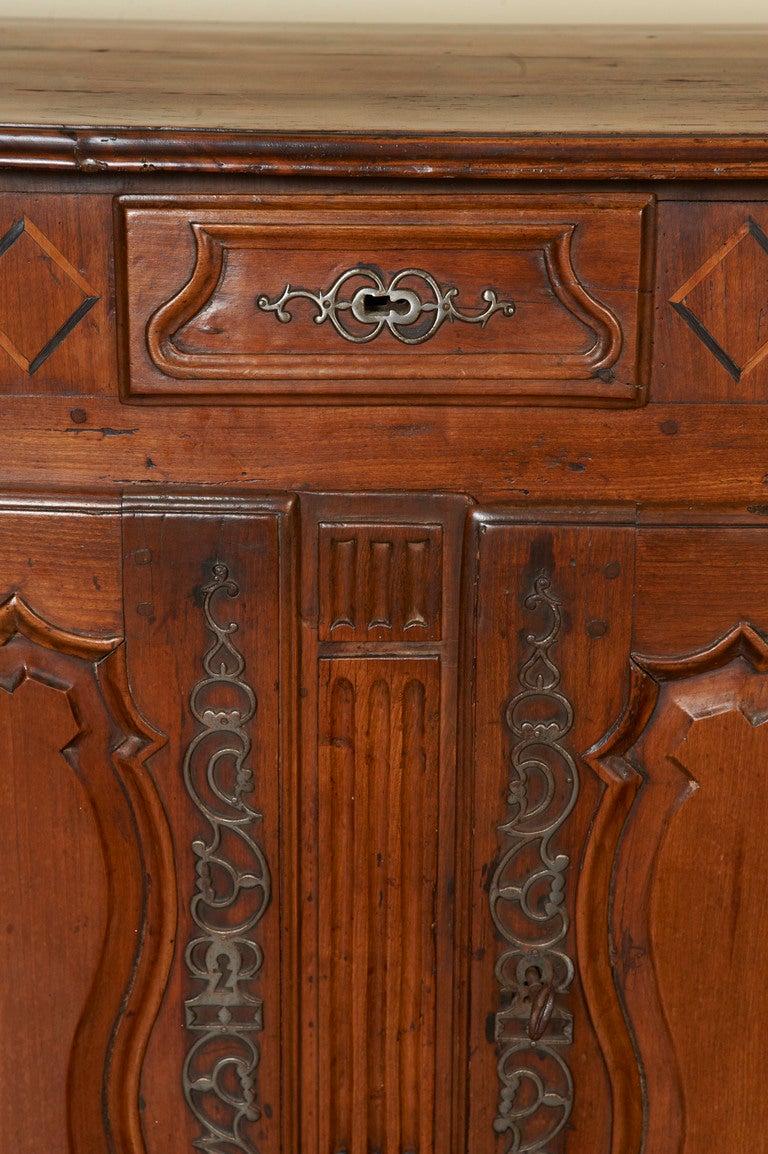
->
[118,194,652,406]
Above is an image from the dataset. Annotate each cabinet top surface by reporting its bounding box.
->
[2,21,768,177]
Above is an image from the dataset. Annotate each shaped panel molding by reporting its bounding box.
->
[0,593,174,1154]
[583,622,768,1154]
[119,194,652,405]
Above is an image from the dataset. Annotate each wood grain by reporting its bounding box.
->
[0,196,113,395]
[122,495,295,1154]
[588,625,768,1154]
[120,195,648,405]
[299,493,468,1154]
[462,513,634,1154]
[317,657,440,1154]
[2,24,768,189]
[4,23,768,1154]
[0,594,172,1154]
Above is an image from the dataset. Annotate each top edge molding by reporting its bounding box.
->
[1,129,768,180]
[1,24,768,179]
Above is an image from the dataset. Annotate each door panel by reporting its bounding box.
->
[6,495,768,1154]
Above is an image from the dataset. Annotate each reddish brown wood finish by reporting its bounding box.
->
[119,195,649,405]
[0,196,113,395]
[4,22,768,1154]
[122,495,295,1154]
[586,621,768,1154]
[0,594,172,1154]
[298,493,468,1154]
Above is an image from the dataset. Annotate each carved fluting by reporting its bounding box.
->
[320,659,439,1153]
[182,562,270,1154]
[491,572,577,1152]
[257,266,516,345]
[320,522,442,641]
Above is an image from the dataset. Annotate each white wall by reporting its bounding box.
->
[0,0,765,23]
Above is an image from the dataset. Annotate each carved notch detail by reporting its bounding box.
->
[319,521,442,641]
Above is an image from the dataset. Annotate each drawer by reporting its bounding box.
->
[117,194,653,406]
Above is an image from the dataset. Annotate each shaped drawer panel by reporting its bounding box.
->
[118,193,653,406]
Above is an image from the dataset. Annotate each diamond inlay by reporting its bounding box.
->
[0,216,99,375]
[670,217,768,383]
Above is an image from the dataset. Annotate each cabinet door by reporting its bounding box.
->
[1,493,296,1154]
[464,511,768,1154]
[2,490,469,1154]
[8,498,766,1154]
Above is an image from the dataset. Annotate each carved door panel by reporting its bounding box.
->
[463,512,768,1154]
[9,497,767,1154]
[1,495,295,1154]
[2,490,470,1154]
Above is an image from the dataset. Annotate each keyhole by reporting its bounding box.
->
[360,293,410,317]
[214,952,234,992]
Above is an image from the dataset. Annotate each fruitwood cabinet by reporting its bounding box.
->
[2,22,768,1154]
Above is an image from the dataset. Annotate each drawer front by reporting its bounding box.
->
[118,194,653,405]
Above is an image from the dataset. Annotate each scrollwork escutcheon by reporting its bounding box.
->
[182,562,270,1154]
[256,265,515,345]
[491,571,577,1153]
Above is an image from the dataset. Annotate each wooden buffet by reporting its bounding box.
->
[1,21,768,1154]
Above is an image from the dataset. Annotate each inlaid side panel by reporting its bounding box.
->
[300,492,469,1154]
[0,195,114,395]
[0,593,173,1154]
[122,494,296,1154]
[656,201,768,402]
[462,514,635,1154]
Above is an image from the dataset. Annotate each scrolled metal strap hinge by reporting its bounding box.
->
[256,265,515,345]
[182,561,270,1154]
[490,570,577,1153]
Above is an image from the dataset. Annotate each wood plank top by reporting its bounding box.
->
[1,22,767,177]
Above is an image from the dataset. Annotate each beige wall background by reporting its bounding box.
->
[0,0,765,21]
